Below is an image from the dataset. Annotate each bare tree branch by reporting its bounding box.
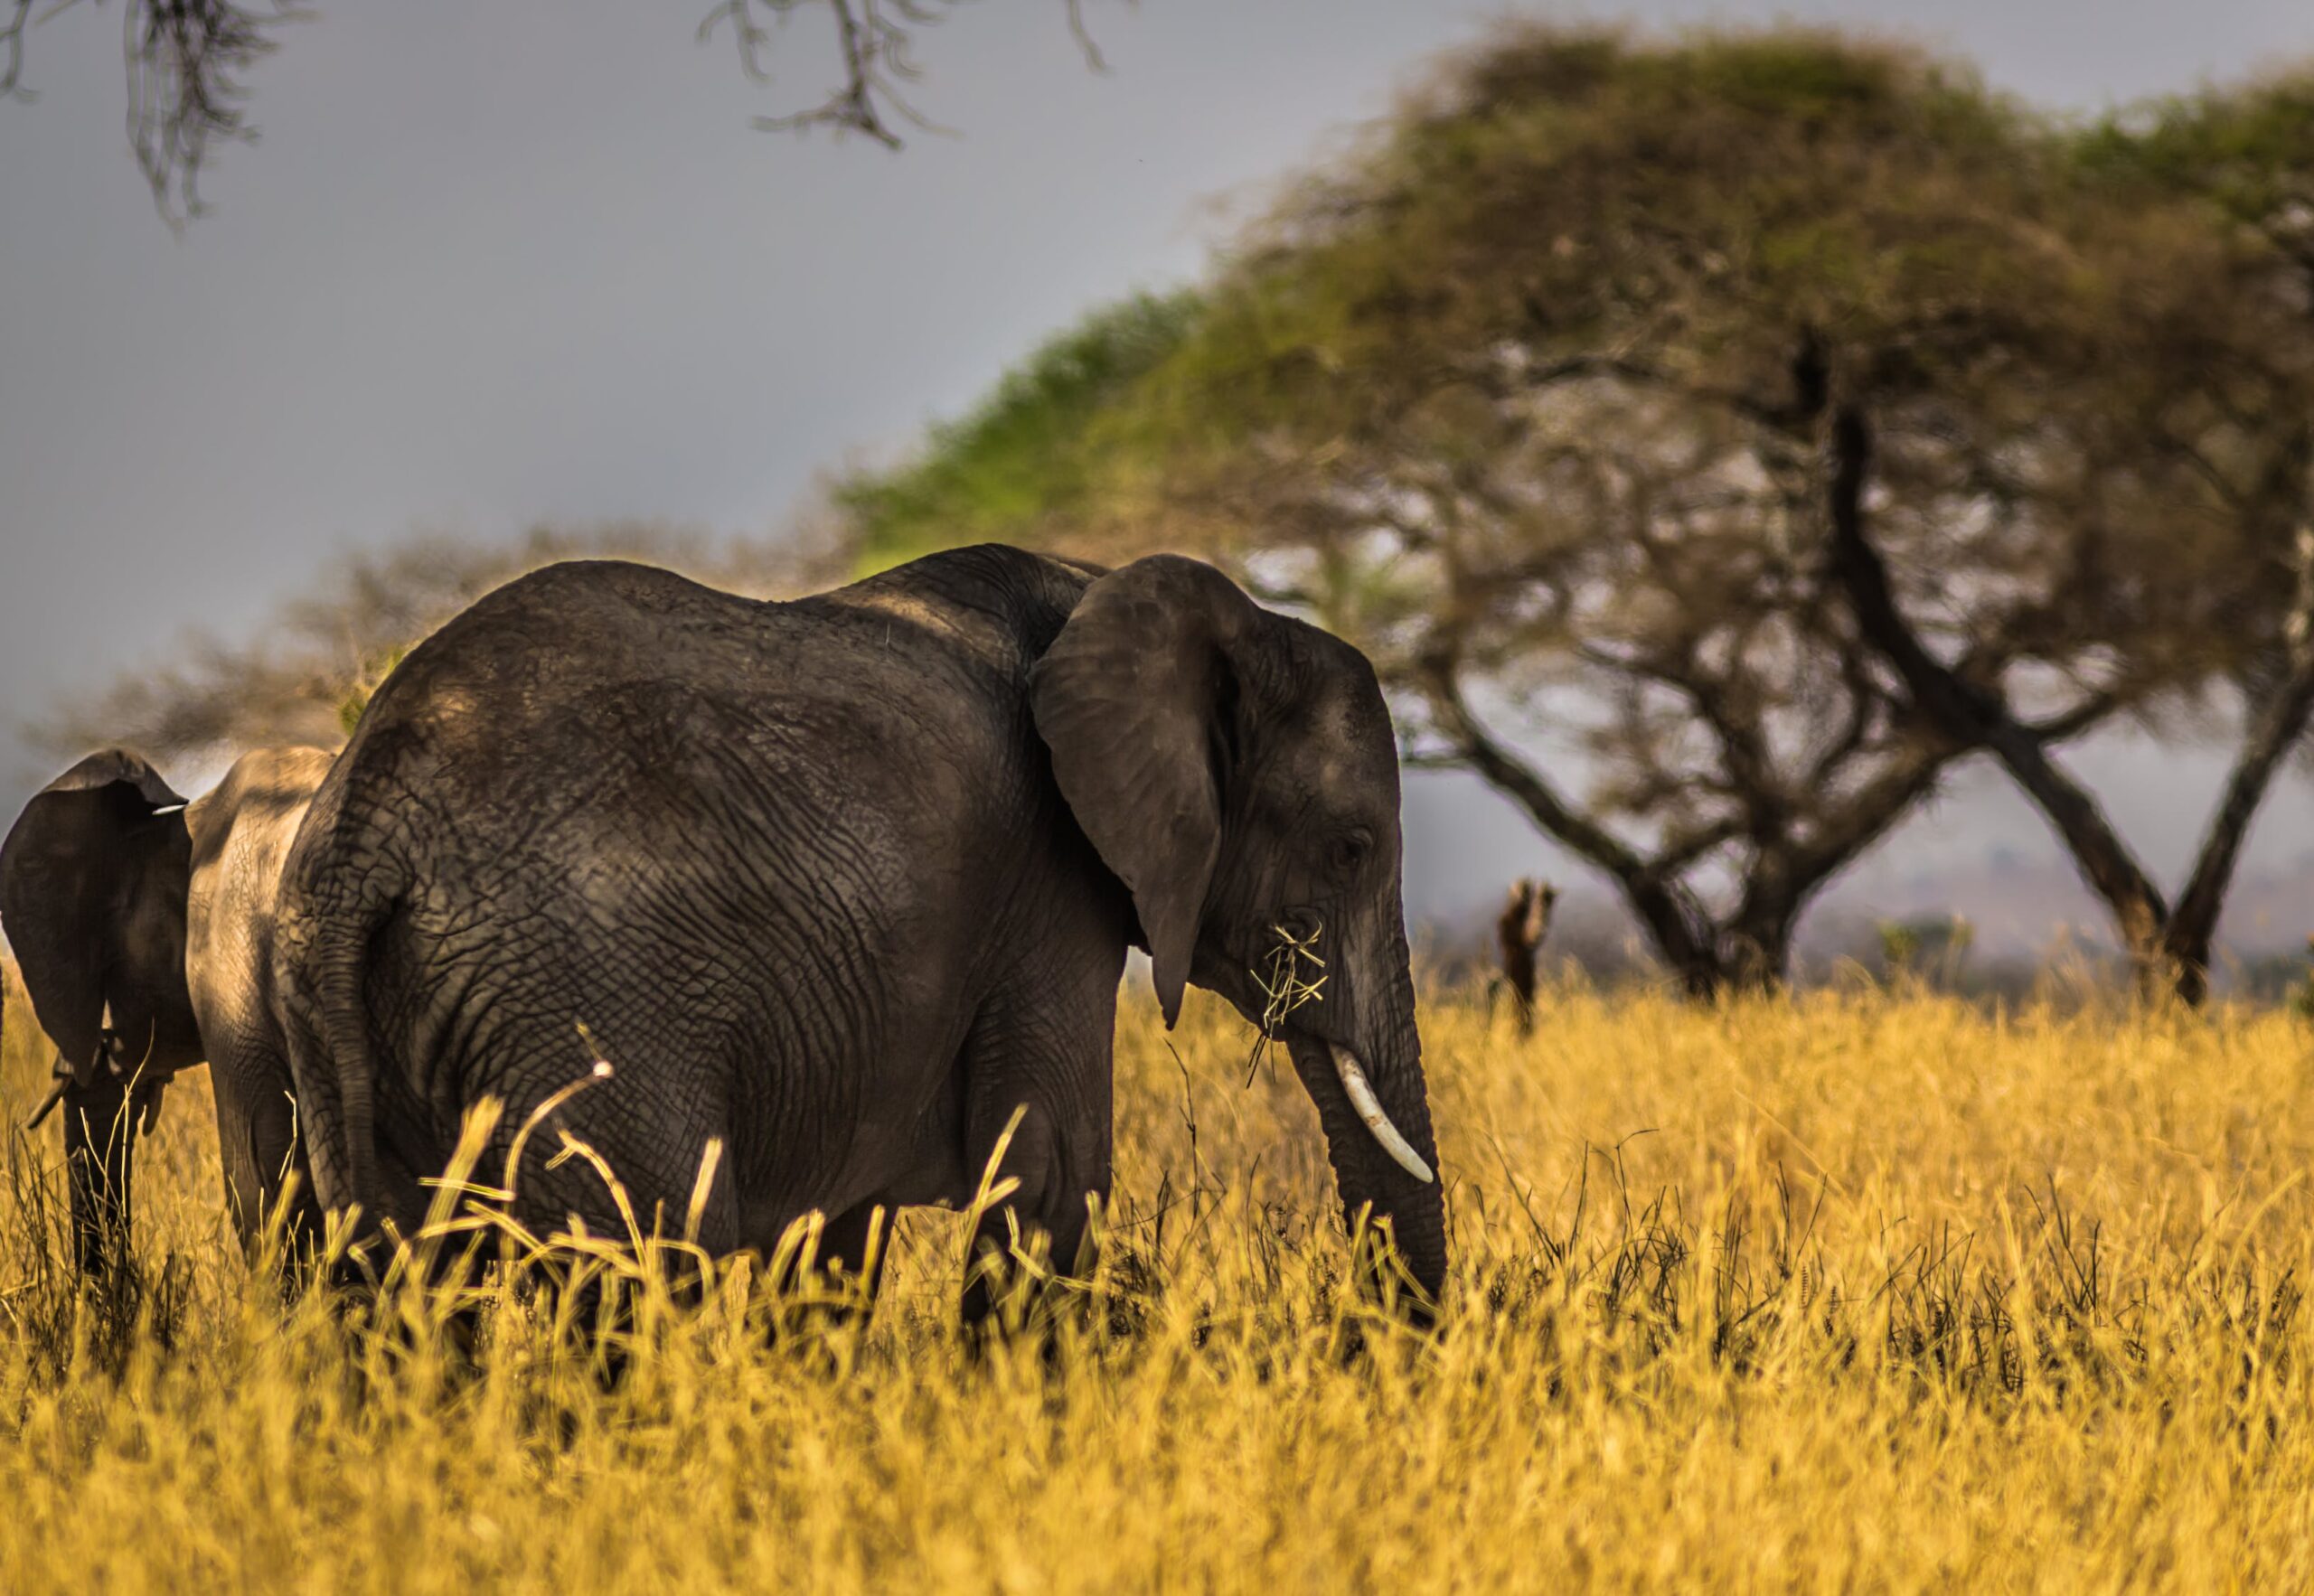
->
[1822,401,2176,970]
[1064,0,1114,75]
[14,0,1122,221]
[1416,652,1724,993]
[127,0,299,221]
[2022,691,2122,745]
[2,0,35,102]
[2163,521,2314,999]
[3,0,298,225]
[706,0,1124,148]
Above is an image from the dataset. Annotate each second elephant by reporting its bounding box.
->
[1,746,333,1270]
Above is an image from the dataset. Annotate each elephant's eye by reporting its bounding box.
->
[1329,831,1372,875]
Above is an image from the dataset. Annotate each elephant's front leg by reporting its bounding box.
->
[955,977,1118,1337]
[815,1200,895,1302]
[764,1200,891,1312]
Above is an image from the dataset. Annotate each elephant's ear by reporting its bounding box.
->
[0,750,188,1075]
[1031,556,1259,1028]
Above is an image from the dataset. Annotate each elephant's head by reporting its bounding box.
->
[1033,555,1448,1311]
[0,750,202,1270]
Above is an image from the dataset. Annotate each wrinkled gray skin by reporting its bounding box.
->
[274,547,1447,1318]
[0,747,332,1272]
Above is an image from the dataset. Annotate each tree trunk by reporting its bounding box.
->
[1823,403,2175,988]
[1718,911,1798,992]
[1418,666,1731,995]
[1826,404,2314,1004]
[1418,653,1955,1001]
[2161,553,2314,1002]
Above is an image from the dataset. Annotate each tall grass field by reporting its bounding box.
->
[4,972,2311,1591]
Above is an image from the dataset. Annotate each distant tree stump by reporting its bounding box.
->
[1496,878,1557,1032]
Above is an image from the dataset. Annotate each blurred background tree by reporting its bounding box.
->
[30,522,818,767]
[833,27,2314,997]
[1826,66,2314,1000]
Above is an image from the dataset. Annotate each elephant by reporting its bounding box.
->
[1,746,333,1273]
[272,546,1447,1321]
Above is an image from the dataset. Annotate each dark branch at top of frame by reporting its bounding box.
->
[8,0,1124,225]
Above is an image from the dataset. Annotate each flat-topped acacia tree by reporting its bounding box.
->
[1810,73,2314,1003]
[839,26,2314,995]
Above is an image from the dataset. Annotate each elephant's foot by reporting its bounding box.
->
[814,1200,894,1304]
[957,1164,1103,1350]
[767,1201,892,1317]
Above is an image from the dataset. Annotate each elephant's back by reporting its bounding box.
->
[339,554,1065,867]
[353,560,757,746]
[340,546,1091,767]
[297,559,1021,1007]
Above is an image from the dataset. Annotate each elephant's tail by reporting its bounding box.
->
[319,883,393,1239]
[289,840,401,1247]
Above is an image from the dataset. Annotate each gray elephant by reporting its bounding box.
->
[274,547,1446,1320]
[1,746,332,1272]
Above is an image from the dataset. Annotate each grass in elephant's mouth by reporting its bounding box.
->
[5,981,2314,1591]
[1246,919,1325,1084]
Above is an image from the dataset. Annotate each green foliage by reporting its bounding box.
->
[2075,68,2314,239]
[1121,28,2046,454]
[1877,915,1976,983]
[336,644,408,740]
[834,290,1203,575]
[2280,937,2314,1022]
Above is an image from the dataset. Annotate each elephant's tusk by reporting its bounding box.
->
[24,1075,68,1131]
[24,1045,80,1131]
[1328,1044,1434,1185]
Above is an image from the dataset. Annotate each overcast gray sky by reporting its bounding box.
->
[8,0,2314,955]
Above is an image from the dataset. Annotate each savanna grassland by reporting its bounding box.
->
[4,972,2312,1592]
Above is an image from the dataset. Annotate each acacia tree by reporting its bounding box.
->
[1164,32,2314,995]
[845,27,2308,991]
[1808,75,2314,1001]
[3,0,1118,222]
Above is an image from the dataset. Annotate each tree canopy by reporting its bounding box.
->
[836,25,2314,994]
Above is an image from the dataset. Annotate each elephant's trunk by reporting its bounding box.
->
[1289,917,1447,1316]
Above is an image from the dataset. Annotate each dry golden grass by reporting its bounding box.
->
[5,973,2313,1592]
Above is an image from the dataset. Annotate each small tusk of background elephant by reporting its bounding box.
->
[0,548,1447,1324]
